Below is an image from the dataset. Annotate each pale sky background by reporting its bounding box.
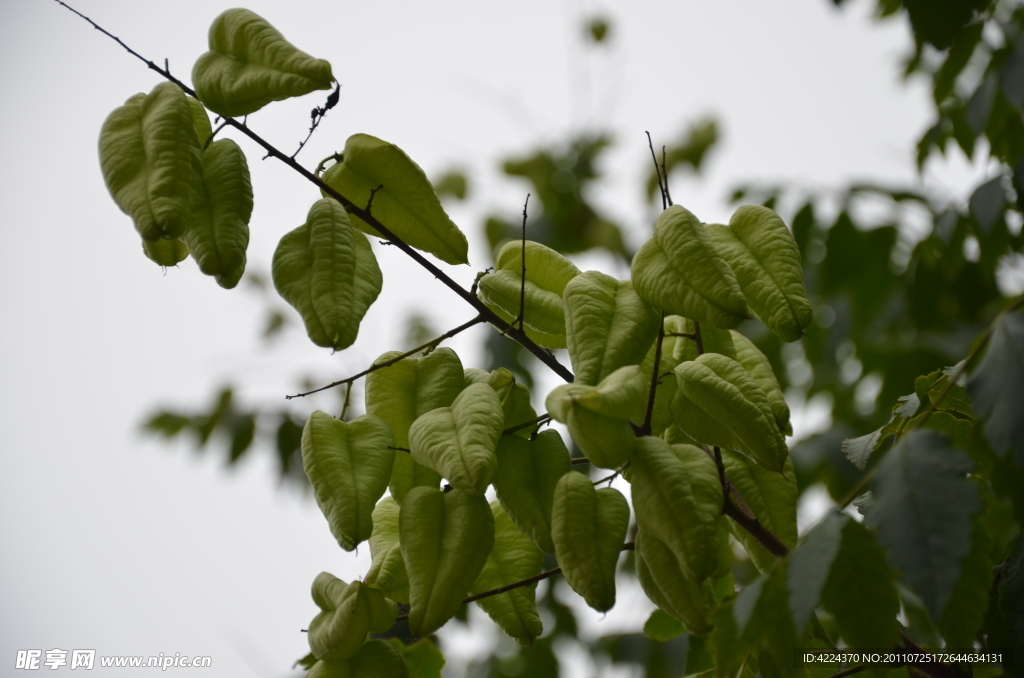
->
[0,0,988,676]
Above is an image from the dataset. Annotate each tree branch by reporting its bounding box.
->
[393,540,636,622]
[286,315,485,399]
[57,0,575,385]
[501,413,551,437]
[639,312,667,436]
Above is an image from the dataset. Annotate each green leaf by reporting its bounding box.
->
[183,138,252,289]
[493,429,572,553]
[545,365,647,468]
[643,608,687,641]
[322,134,469,265]
[470,501,545,645]
[400,487,494,637]
[408,382,504,496]
[786,512,846,638]
[664,315,738,363]
[731,331,791,435]
[364,348,463,503]
[463,368,536,437]
[550,471,630,612]
[672,353,788,472]
[349,640,408,677]
[301,412,396,551]
[477,240,580,348]
[99,83,203,242]
[365,498,409,604]
[722,450,797,572]
[387,639,444,678]
[186,97,212,147]
[308,573,396,661]
[968,311,1024,466]
[706,206,812,342]
[563,271,660,385]
[635,529,716,635]
[938,502,994,648]
[142,238,189,267]
[866,430,982,621]
[631,205,747,329]
[272,198,383,351]
[820,518,899,649]
[191,8,333,117]
[630,437,722,582]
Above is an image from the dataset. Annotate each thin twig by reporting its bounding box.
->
[519,194,529,332]
[502,413,550,437]
[640,312,667,435]
[340,382,352,419]
[286,315,485,399]
[646,131,667,210]
[291,83,341,159]
[394,540,638,621]
[692,320,706,355]
[571,457,590,465]
[723,493,788,557]
[661,145,673,206]
[57,0,575,385]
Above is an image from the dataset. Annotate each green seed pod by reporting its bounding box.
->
[408,382,504,496]
[308,574,396,661]
[631,205,747,329]
[400,487,495,638]
[463,368,537,438]
[301,412,395,552]
[191,8,334,117]
[183,138,252,289]
[322,134,469,265]
[671,353,788,472]
[365,348,463,503]
[550,471,630,612]
[721,450,797,572]
[493,429,572,553]
[470,501,545,645]
[272,198,383,351]
[546,365,647,469]
[705,206,812,342]
[564,271,661,386]
[634,530,715,635]
[478,240,581,349]
[142,238,189,267]
[629,437,722,582]
[729,330,791,436]
[365,498,409,604]
[99,83,203,242]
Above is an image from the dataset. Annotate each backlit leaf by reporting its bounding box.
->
[322,134,469,265]
[470,502,545,645]
[365,348,463,503]
[192,8,333,117]
[408,382,503,496]
[272,198,382,351]
[706,206,812,342]
[400,487,495,637]
[551,471,629,612]
[631,205,748,329]
[301,412,395,551]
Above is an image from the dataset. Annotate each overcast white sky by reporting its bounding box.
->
[0,1,985,676]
